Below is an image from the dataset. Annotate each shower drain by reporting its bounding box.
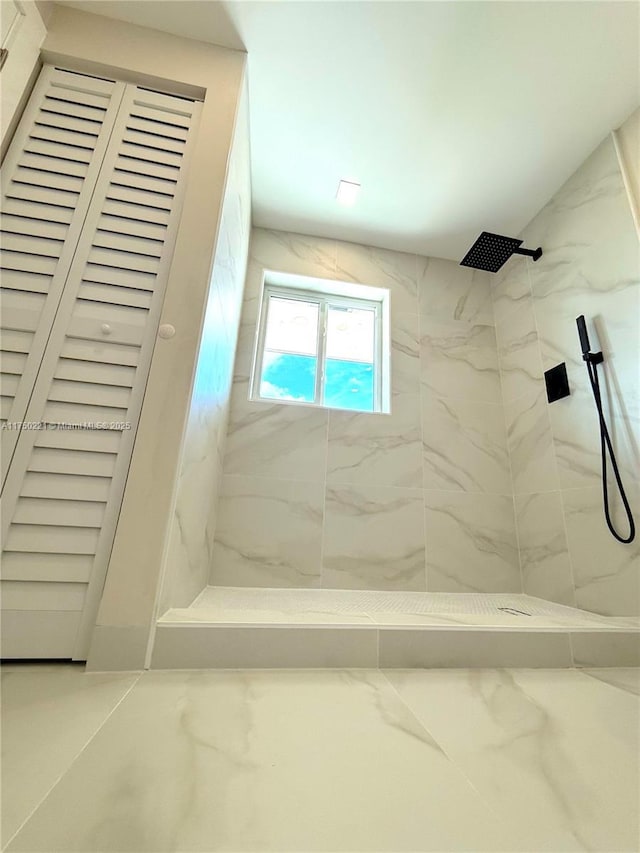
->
[497,607,532,617]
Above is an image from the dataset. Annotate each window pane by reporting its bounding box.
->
[326,304,375,363]
[264,296,319,355]
[260,351,317,402]
[323,358,374,411]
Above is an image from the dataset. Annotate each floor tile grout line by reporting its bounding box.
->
[2,671,143,851]
[376,668,522,831]
[578,667,640,697]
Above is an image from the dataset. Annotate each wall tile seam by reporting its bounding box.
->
[485,269,499,328]
[501,382,549,411]
[491,257,532,282]
[499,383,548,410]
[494,308,539,353]
[319,411,330,589]
[492,303,535,333]
[325,485,425,497]
[418,314,497,327]
[492,282,538,307]
[492,279,525,594]
[512,484,570,499]
[319,239,339,589]
[498,356,545,386]
[496,345,541,374]
[513,486,593,497]
[416,255,430,584]
[414,253,429,593]
[524,255,571,493]
[325,485,517,496]
[498,389,541,410]
[556,488,579,609]
[523,256,573,602]
[422,397,509,414]
[558,484,632,496]
[489,264,519,291]
[421,390,505,406]
[419,261,508,589]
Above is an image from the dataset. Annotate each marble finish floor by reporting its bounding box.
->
[161,586,640,630]
[2,663,638,852]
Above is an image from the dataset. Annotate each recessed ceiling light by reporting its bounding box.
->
[336,180,360,206]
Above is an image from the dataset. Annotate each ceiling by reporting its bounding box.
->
[57,1,639,261]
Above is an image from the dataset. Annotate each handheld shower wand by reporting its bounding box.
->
[576,316,635,543]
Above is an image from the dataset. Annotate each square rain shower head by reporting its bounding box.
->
[460,232,524,273]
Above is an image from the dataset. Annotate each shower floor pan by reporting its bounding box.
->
[152,587,639,670]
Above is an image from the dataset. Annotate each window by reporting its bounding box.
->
[251,276,389,413]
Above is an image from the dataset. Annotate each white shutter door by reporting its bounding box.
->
[1,82,202,659]
[1,66,126,482]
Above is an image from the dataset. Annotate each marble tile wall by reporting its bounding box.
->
[211,228,519,592]
[157,85,251,614]
[495,131,640,615]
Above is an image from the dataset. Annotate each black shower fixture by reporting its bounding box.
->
[576,315,635,544]
[460,231,543,273]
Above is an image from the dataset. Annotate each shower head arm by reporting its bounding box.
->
[460,232,543,273]
[512,246,543,262]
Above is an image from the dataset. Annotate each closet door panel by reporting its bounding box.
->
[1,551,94,583]
[0,612,82,659]
[0,214,70,240]
[21,471,112,502]
[77,282,153,310]
[1,66,126,483]
[1,84,201,659]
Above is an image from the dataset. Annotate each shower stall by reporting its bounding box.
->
[152,119,639,671]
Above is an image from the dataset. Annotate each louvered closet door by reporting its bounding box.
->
[1,82,202,659]
[1,67,126,483]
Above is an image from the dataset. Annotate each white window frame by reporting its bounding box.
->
[250,272,391,413]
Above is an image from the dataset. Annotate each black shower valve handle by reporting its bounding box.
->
[583,350,604,365]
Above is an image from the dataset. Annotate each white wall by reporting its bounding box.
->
[158,78,251,614]
[615,106,640,236]
[1,0,47,159]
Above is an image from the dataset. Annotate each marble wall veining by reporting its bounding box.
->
[211,228,519,593]
[207,108,637,606]
[157,83,251,614]
[495,125,640,616]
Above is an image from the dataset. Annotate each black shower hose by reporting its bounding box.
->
[585,356,636,543]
